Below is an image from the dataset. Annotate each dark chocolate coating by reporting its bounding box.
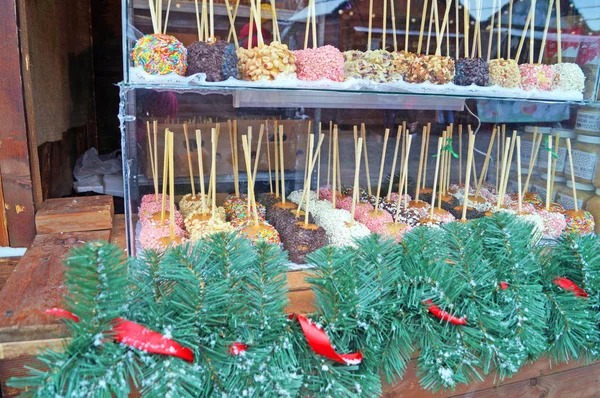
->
[222,43,239,79]
[257,192,281,218]
[439,197,459,212]
[447,206,485,220]
[186,40,238,82]
[454,58,490,87]
[284,222,328,264]
[393,206,422,226]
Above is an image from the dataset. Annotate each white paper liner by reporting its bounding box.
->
[129,66,585,102]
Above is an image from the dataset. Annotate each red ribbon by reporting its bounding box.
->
[553,277,589,298]
[500,282,510,290]
[46,308,194,362]
[45,308,80,322]
[228,342,248,355]
[289,313,363,365]
[423,300,467,325]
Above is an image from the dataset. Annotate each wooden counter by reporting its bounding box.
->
[1,212,599,397]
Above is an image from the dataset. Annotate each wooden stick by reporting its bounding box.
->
[458,124,463,185]
[327,121,332,188]
[445,1,451,56]
[382,0,388,49]
[195,130,206,212]
[247,0,254,50]
[438,131,448,207]
[296,133,326,218]
[146,122,157,199]
[395,134,413,221]
[279,125,286,203]
[232,120,240,197]
[227,0,240,42]
[515,5,533,62]
[426,0,434,55]
[501,130,517,200]
[271,0,281,42]
[471,0,482,58]
[350,137,364,224]
[495,127,500,191]
[423,123,431,189]
[374,129,390,212]
[252,125,264,187]
[303,121,312,187]
[462,133,475,221]
[304,135,314,223]
[429,137,444,219]
[390,0,398,52]
[524,133,543,194]
[529,0,536,64]
[418,0,429,54]
[538,0,555,63]
[496,0,501,60]
[405,0,412,52]
[311,0,317,49]
[241,136,260,225]
[265,121,273,193]
[524,126,538,192]
[202,0,209,43]
[274,120,279,197]
[158,0,163,33]
[399,123,406,183]
[498,137,512,206]
[303,0,311,50]
[210,128,217,217]
[194,0,202,41]
[455,0,460,59]
[316,123,322,197]
[436,0,451,56]
[336,133,342,194]
[415,126,427,201]
[161,129,169,224]
[387,125,403,200]
[545,136,552,210]
[508,0,514,59]
[463,0,470,58]
[487,0,496,62]
[183,124,196,198]
[332,126,338,209]
[223,0,239,48]
[550,134,560,198]
[517,136,523,213]
[566,138,578,211]
[163,0,172,34]
[446,125,453,191]
[168,131,175,239]
[367,0,374,51]
[361,124,372,196]
[556,0,562,62]
[475,127,497,196]
[148,0,159,34]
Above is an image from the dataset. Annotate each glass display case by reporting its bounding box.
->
[120,0,600,257]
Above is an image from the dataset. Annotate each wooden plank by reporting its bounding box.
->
[0,257,20,291]
[0,0,36,247]
[110,214,128,253]
[382,356,593,397]
[0,355,44,397]
[35,196,114,234]
[0,230,110,343]
[0,338,67,360]
[286,270,314,291]
[16,0,43,210]
[458,361,600,398]
[285,290,316,315]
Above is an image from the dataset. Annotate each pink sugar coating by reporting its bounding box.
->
[139,201,185,229]
[318,187,334,201]
[383,223,414,242]
[519,64,556,91]
[335,196,354,212]
[141,194,169,205]
[433,210,456,224]
[293,45,345,82]
[140,224,186,251]
[536,209,567,238]
[389,192,412,203]
[508,201,536,213]
[353,202,375,218]
[357,206,393,233]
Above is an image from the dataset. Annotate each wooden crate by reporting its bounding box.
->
[35,195,114,234]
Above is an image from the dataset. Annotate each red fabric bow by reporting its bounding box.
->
[46,308,194,362]
[289,313,363,365]
[553,277,589,298]
[500,282,510,290]
[423,300,467,325]
[228,342,248,355]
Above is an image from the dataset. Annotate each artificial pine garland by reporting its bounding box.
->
[8,214,600,397]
